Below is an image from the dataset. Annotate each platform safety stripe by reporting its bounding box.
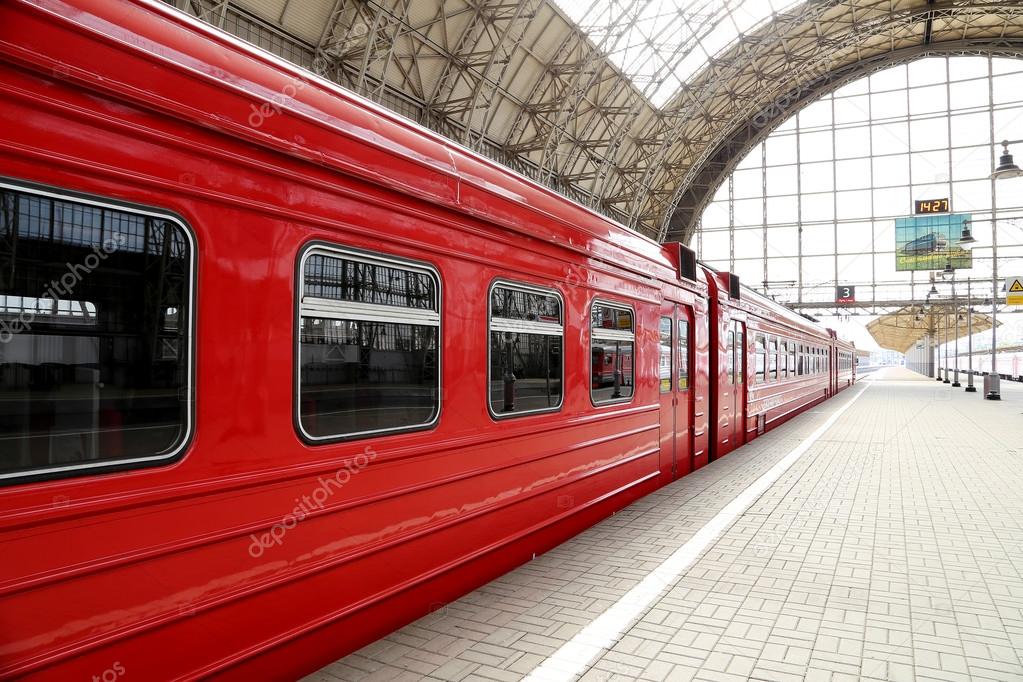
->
[525,382,871,682]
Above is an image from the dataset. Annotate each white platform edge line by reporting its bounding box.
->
[524,382,872,682]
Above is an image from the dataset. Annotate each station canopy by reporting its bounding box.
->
[867,306,996,353]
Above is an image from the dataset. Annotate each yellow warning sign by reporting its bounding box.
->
[1008,277,1023,306]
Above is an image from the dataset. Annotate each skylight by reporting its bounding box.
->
[553,0,799,108]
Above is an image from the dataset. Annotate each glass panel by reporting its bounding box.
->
[769,338,778,380]
[726,330,735,384]
[755,344,766,383]
[490,331,562,414]
[678,318,689,390]
[304,254,436,310]
[800,130,833,163]
[299,319,438,437]
[659,317,672,394]
[491,286,561,324]
[0,188,191,477]
[591,341,634,403]
[835,159,871,190]
[735,329,744,385]
[591,304,634,333]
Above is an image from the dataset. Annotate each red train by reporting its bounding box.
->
[0,1,854,679]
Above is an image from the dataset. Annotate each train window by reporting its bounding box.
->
[678,318,690,390]
[590,301,634,404]
[755,334,766,383]
[769,338,778,381]
[659,317,672,393]
[780,342,788,378]
[734,328,743,385]
[489,281,563,417]
[0,182,194,482]
[726,330,735,384]
[297,245,440,441]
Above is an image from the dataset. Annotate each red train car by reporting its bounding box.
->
[704,271,856,455]
[0,1,850,679]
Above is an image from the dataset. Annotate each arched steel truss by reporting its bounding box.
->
[169,0,1023,243]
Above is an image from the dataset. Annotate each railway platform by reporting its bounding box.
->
[305,368,1023,682]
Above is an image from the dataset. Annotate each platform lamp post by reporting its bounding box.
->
[943,299,950,384]
[941,260,954,384]
[928,280,940,380]
[965,278,977,392]
[952,279,961,387]
[983,140,1022,399]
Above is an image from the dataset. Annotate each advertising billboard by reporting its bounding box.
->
[894,213,973,271]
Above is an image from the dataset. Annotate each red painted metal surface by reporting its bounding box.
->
[0,1,855,679]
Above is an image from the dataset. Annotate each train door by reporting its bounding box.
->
[659,301,695,480]
[731,320,746,448]
[828,345,836,395]
[658,305,676,480]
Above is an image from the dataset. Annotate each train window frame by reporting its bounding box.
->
[0,178,197,484]
[780,341,789,378]
[488,279,564,419]
[295,242,442,443]
[589,299,636,406]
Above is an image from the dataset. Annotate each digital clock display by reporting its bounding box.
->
[915,198,950,214]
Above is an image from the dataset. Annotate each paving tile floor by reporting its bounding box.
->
[304,368,1023,682]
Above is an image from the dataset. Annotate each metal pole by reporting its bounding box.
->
[966,278,977,392]
[943,304,950,383]
[952,280,960,387]
[935,309,942,381]
[987,218,1001,399]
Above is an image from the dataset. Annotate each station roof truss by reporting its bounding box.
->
[168,0,1023,243]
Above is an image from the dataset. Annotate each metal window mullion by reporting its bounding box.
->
[301,297,440,326]
[592,330,635,342]
[490,318,563,336]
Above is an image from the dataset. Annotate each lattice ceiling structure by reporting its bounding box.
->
[168,0,1023,243]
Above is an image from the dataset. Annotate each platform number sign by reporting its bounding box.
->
[1008,277,1023,306]
[836,285,855,304]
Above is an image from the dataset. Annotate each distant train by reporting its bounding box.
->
[899,231,948,255]
[0,1,854,679]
